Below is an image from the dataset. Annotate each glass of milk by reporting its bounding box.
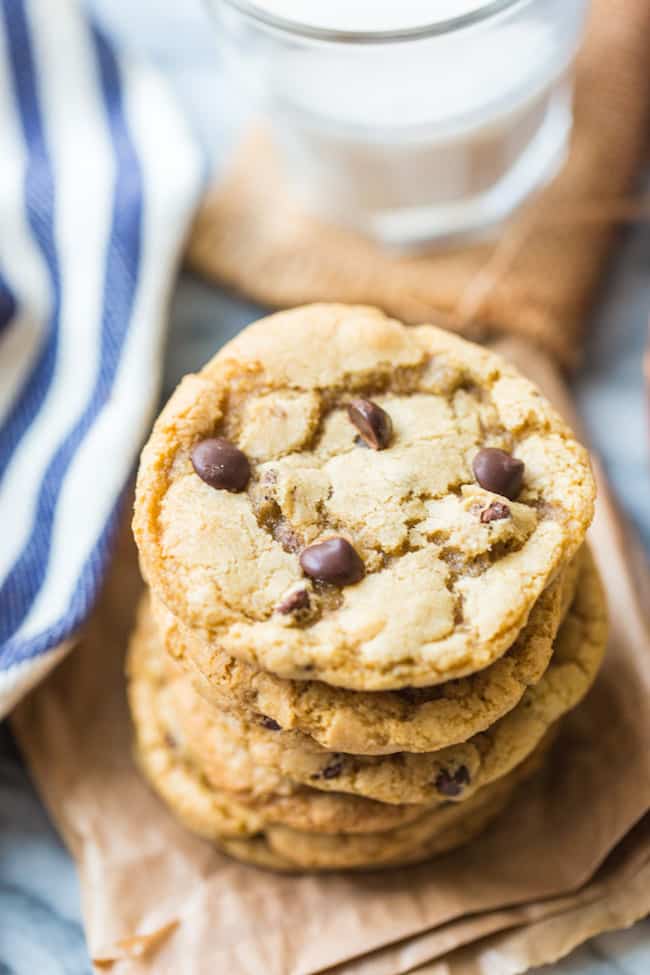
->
[208,0,589,247]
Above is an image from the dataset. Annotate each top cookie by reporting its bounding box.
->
[134,304,595,690]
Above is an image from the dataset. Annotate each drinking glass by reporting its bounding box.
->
[208,0,589,247]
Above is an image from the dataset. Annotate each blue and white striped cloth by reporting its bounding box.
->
[0,0,203,716]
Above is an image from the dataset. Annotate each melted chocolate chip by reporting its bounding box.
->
[259,716,281,731]
[299,537,365,587]
[480,500,511,524]
[312,757,344,781]
[276,588,310,615]
[322,760,344,780]
[191,437,250,493]
[472,448,524,500]
[347,398,393,450]
[435,766,470,797]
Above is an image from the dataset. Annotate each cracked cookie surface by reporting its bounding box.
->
[134,304,595,690]
[133,548,604,808]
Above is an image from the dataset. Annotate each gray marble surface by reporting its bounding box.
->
[1,1,648,972]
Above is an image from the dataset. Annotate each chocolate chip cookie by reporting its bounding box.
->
[130,637,552,871]
[134,304,595,690]
[132,548,604,809]
[155,553,580,755]
[128,608,426,835]
[217,761,535,872]
[226,738,553,872]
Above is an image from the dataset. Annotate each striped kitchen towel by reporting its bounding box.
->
[0,0,203,716]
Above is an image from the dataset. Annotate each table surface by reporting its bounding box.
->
[1,2,648,972]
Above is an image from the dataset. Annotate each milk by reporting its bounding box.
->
[214,0,589,244]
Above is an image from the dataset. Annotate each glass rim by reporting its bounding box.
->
[213,0,532,45]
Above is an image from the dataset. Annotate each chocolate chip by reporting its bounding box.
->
[259,716,281,731]
[312,757,344,781]
[299,537,365,587]
[472,448,524,500]
[347,398,393,450]
[435,766,470,797]
[480,501,511,523]
[191,437,250,492]
[322,760,344,780]
[276,588,310,615]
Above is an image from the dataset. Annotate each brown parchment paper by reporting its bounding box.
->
[330,816,650,975]
[415,824,650,975]
[10,338,650,975]
[186,0,650,369]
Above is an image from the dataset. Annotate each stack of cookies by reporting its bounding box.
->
[128,304,606,872]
